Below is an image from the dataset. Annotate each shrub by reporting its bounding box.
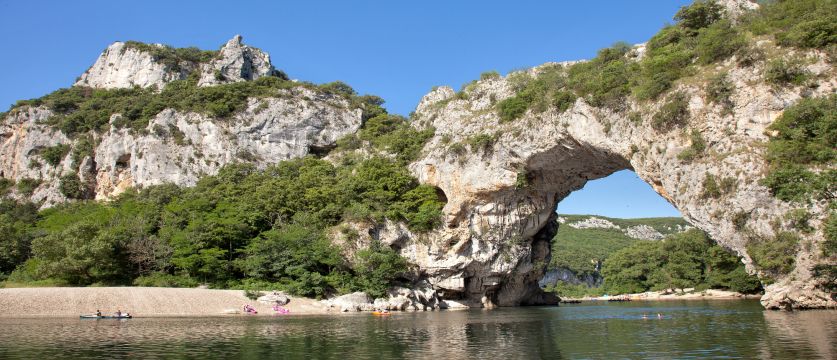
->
[825,212,837,256]
[567,43,633,108]
[706,72,734,114]
[480,71,501,81]
[353,242,408,298]
[553,91,576,113]
[515,170,530,189]
[761,95,836,203]
[695,20,746,65]
[16,178,41,197]
[674,0,724,32]
[497,95,530,123]
[702,173,722,199]
[746,232,800,278]
[133,272,199,288]
[784,209,814,233]
[466,133,498,153]
[652,92,690,131]
[678,129,706,162]
[40,144,71,166]
[746,0,837,50]
[58,173,86,199]
[765,57,810,86]
[123,41,218,71]
[0,178,14,195]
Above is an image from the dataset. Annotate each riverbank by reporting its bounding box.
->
[563,289,762,302]
[0,287,329,317]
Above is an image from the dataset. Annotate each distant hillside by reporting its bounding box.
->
[545,215,691,286]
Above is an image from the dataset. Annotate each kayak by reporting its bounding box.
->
[371,311,390,316]
[80,315,133,319]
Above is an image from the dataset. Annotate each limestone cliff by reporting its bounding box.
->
[405,41,835,309]
[1,37,361,206]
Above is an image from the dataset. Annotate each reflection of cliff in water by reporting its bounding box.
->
[760,310,837,359]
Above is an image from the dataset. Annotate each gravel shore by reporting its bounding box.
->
[0,287,328,317]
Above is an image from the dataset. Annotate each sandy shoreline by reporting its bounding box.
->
[0,287,764,318]
[0,287,329,318]
[563,289,762,302]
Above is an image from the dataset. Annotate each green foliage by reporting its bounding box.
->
[358,114,434,164]
[602,229,761,294]
[466,133,498,153]
[695,20,746,64]
[764,57,810,86]
[59,173,87,199]
[567,43,634,109]
[702,173,722,199]
[784,209,814,233]
[706,72,734,113]
[497,95,530,123]
[674,0,724,32]
[123,41,218,71]
[747,231,799,278]
[515,170,530,189]
[353,241,409,298]
[825,211,837,256]
[40,144,70,166]
[0,178,14,196]
[762,95,836,203]
[480,71,500,81]
[133,272,199,288]
[0,200,38,275]
[15,178,41,197]
[678,129,706,162]
[745,0,837,49]
[544,282,605,298]
[652,92,690,131]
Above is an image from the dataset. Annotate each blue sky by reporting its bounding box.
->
[0,0,688,218]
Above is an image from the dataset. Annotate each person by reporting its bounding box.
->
[115,309,122,317]
[95,309,102,317]
[657,313,663,319]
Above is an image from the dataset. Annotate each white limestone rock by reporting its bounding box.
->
[74,42,189,89]
[198,35,277,87]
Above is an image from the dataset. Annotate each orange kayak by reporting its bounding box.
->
[372,311,391,316]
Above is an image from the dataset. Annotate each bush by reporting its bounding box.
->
[746,0,837,49]
[59,173,86,199]
[652,92,690,131]
[674,0,724,32]
[466,133,498,153]
[765,58,810,86]
[678,129,706,162]
[567,43,633,108]
[16,178,41,197]
[497,95,530,123]
[0,178,14,196]
[761,95,836,203]
[353,242,408,298]
[706,72,734,113]
[824,212,837,256]
[133,273,199,288]
[747,232,800,278]
[695,20,746,65]
[553,91,576,113]
[40,144,71,166]
[480,71,500,81]
[784,209,814,233]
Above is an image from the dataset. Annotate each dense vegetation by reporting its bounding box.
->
[546,216,760,298]
[0,67,441,298]
[492,0,835,123]
[600,230,761,295]
[122,41,218,72]
[3,72,379,137]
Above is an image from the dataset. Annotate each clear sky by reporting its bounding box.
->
[0,0,688,218]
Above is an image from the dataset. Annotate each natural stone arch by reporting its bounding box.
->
[406,60,836,309]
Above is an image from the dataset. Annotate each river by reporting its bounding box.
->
[0,300,834,359]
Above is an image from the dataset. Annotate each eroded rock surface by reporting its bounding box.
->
[406,42,836,309]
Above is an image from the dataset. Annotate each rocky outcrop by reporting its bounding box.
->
[406,38,836,309]
[539,268,601,288]
[197,35,277,86]
[0,86,361,205]
[74,42,190,89]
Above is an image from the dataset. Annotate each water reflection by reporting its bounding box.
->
[0,301,834,359]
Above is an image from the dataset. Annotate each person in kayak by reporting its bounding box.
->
[95,309,102,317]
[115,309,123,317]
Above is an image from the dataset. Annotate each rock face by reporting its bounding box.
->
[539,268,601,288]
[197,35,277,86]
[0,89,361,204]
[406,42,836,309]
[74,42,189,89]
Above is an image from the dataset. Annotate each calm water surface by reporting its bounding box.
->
[0,300,835,359]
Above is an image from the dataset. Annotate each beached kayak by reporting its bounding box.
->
[80,315,132,319]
